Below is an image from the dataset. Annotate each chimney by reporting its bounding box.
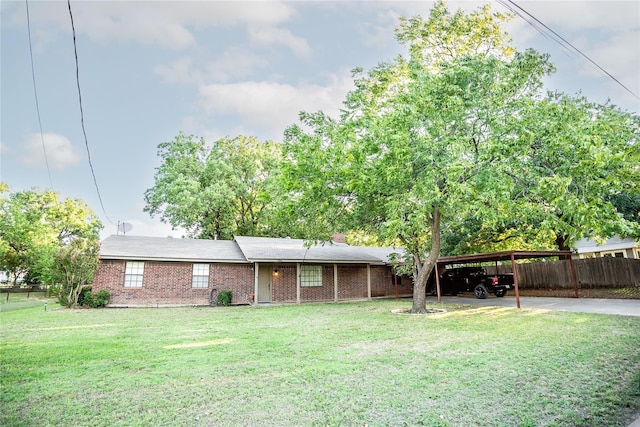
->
[332,233,346,244]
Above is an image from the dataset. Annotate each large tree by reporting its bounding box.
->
[0,184,102,286]
[144,133,281,239]
[279,1,638,313]
[504,92,639,250]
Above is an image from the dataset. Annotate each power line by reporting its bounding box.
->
[497,0,639,101]
[25,0,53,189]
[67,0,114,225]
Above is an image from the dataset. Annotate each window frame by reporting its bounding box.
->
[124,261,144,288]
[192,263,210,288]
[300,265,323,287]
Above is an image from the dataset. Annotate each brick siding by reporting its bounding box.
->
[92,260,254,306]
[93,260,413,306]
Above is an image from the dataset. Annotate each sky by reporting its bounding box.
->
[1,0,639,241]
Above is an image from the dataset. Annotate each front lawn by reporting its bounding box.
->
[1,300,639,426]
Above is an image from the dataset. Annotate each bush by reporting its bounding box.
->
[90,290,110,308]
[217,290,232,306]
[79,287,93,307]
[57,287,110,308]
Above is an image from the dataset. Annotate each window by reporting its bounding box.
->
[602,251,626,258]
[124,261,144,287]
[300,265,322,287]
[192,263,209,288]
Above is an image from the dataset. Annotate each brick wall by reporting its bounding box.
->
[299,265,335,302]
[370,266,413,297]
[92,260,254,306]
[336,265,369,300]
[272,265,297,302]
[92,260,411,306]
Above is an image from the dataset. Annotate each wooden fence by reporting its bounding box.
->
[486,257,640,289]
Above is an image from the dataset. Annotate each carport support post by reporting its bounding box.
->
[435,263,442,304]
[510,254,521,309]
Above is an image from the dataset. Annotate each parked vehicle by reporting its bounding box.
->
[427,266,514,299]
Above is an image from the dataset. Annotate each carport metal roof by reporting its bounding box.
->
[434,250,578,308]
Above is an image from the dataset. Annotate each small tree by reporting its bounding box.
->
[49,238,100,307]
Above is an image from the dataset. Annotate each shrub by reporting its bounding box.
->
[90,290,110,308]
[79,287,93,307]
[217,290,232,306]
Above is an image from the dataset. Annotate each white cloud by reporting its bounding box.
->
[198,71,355,140]
[20,133,80,170]
[3,1,297,49]
[248,26,312,58]
[154,50,269,85]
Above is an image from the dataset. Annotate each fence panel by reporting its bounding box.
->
[493,258,640,289]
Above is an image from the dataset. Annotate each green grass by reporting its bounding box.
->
[0,292,57,313]
[1,300,639,426]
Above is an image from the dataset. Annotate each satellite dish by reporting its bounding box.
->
[117,222,133,235]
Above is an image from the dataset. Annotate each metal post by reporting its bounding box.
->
[435,263,442,303]
[511,254,521,309]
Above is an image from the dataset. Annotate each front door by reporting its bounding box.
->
[257,265,272,302]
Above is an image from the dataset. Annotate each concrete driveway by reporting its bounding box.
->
[435,295,640,317]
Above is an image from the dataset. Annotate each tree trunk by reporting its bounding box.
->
[411,206,441,314]
[555,234,571,259]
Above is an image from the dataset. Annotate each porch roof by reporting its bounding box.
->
[234,236,397,265]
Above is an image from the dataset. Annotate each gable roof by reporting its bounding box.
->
[100,235,247,263]
[234,236,392,264]
[100,235,404,266]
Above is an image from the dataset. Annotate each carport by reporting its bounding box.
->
[434,250,578,308]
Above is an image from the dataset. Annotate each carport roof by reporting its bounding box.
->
[437,250,573,265]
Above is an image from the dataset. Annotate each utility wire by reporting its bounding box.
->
[25,0,53,189]
[497,0,639,101]
[67,0,114,225]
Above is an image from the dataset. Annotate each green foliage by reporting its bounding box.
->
[49,238,100,307]
[58,287,110,308]
[280,2,553,312]
[0,184,102,287]
[278,1,639,313]
[144,133,281,240]
[216,290,232,306]
[89,290,110,308]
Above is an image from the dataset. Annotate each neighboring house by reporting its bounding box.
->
[573,235,640,259]
[92,235,411,307]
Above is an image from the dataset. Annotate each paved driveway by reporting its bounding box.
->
[435,295,640,317]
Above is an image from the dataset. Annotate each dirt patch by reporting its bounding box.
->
[392,308,447,315]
